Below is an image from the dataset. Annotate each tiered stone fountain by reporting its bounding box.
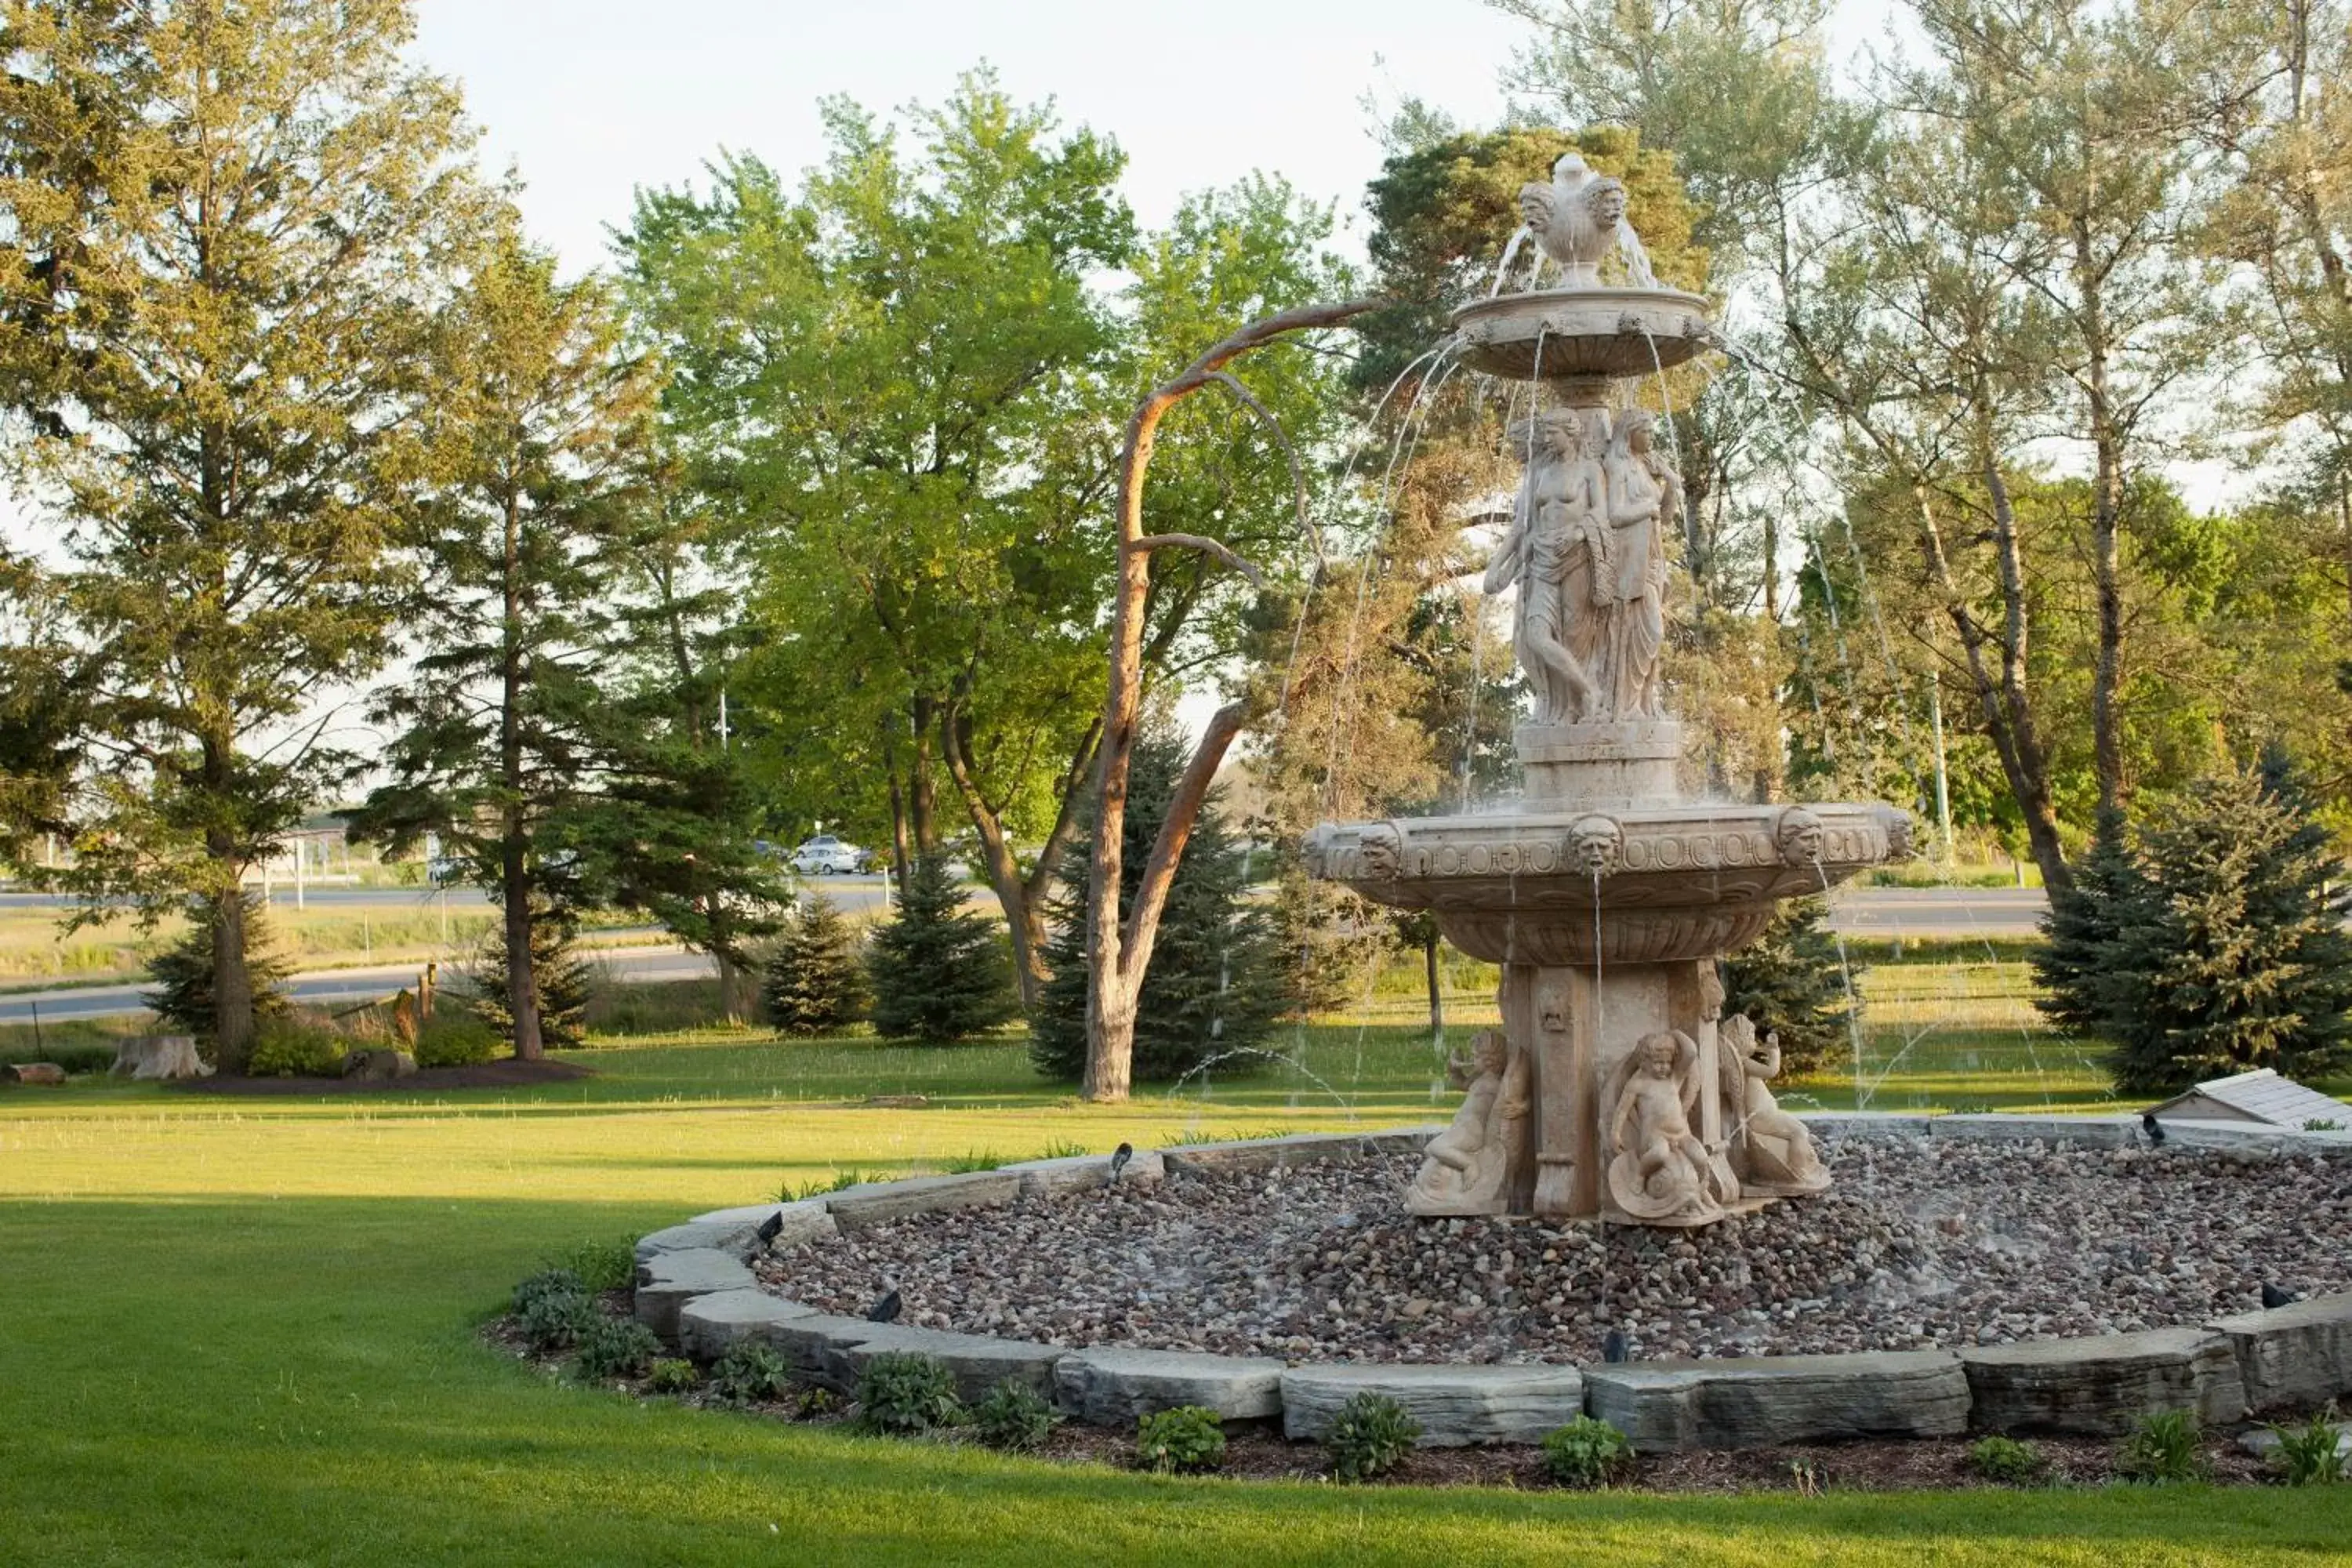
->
[1304,156,1911,1229]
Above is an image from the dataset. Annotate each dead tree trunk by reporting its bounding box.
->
[1080,298,1377,1103]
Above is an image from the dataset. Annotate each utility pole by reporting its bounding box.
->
[1927,674,1955,866]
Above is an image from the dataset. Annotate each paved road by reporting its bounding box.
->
[0,885,2045,1025]
[0,944,718,1025]
[0,876,902,913]
[1828,887,2047,938]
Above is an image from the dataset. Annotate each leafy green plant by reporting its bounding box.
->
[794,1385,843,1420]
[646,1358,699,1394]
[511,1268,587,1315]
[572,1316,661,1380]
[941,1149,1004,1174]
[1542,1415,1634,1486]
[1966,1435,2046,1484]
[971,1379,1057,1451]
[1134,1406,1226,1475]
[2118,1409,2209,1483]
[856,1352,965,1436]
[1325,1392,1421,1481]
[708,1343,791,1404]
[245,1017,346,1078]
[2266,1407,2346,1486]
[413,1013,498,1069]
[545,1237,634,1294]
[2305,1118,2345,1132]
[517,1290,599,1353]
[1033,1138,1088,1161]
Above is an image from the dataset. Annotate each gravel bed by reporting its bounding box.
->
[753,1135,2352,1363]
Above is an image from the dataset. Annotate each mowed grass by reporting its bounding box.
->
[5,985,2352,1565]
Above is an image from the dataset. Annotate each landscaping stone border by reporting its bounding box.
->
[633,1116,2352,1453]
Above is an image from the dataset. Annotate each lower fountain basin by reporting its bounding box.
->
[1301,800,1905,964]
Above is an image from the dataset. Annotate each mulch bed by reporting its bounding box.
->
[176,1058,593,1095]
[488,1300,2290,1494]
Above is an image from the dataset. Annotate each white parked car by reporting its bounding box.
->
[789,834,869,876]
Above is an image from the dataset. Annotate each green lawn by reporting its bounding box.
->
[3,997,2349,1564]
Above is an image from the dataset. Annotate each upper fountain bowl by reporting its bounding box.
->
[1450,286,1712,386]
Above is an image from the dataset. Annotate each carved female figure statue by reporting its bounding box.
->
[1604,1029,1728,1225]
[1717,1015,1830,1196]
[1594,408,1675,719]
[1485,408,1602,722]
[1406,1029,1530,1215]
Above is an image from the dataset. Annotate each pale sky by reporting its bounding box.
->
[411,0,1531,271]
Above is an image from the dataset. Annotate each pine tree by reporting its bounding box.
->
[2031,805,2144,1035]
[2105,753,2352,1094]
[867,853,1017,1044]
[1031,733,1285,1083]
[763,894,869,1036]
[145,895,292,1044]
[1720,897,1859,1076]
[351,221,659,1060]
[0,0,491,1069]
[470,909,594,1053]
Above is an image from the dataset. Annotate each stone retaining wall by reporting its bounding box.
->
[634,1118,2352,1452]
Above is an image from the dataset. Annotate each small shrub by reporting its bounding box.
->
[1326,1392,1421,1481]
[1965,1435,2045,1484]
[573,1316,662,1380]
[246,1017,346,1078]
[795,1385,843,1420]
[511,1268,587,1315]
[971,1379,1056,1452]
[2118,1410,2209,1483]
[856,1352,965,1436]
[646,1358,699,1395]
[545,1237,634,1294]
[517,1290,599,1353]
[1135,1406,1226,1475]
[1542,1415,1634,1487]
[413,1013,498,1069]
[709,1343,791,1404]
[2267,1407,2346,1486]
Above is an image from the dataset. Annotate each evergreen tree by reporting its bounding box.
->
[351,221,659,1060]
[763,894,869,1036]
[0,0,491,1069]
[2031,806,2145,1035]
[1720,898,1859,1076]
[1031,733,1284,1083]
[144,895,291,1044]
[470,906,593,1053]
[2104,753,2352,1094]
[867,853,1017,1044]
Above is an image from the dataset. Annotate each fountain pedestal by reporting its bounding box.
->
[1304,171,1904,1227]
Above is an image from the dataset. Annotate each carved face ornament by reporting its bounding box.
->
[1569,815,1622,877]
[1586,179,1627,230]
[1357,823,1403,880]
[1775,807,1824,868]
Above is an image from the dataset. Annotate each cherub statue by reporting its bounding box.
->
[1407,1029,1529,1216]
[1517,153,1661,289]
[1604,1029,1729,1225]
[1718,1014,1830,1196]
